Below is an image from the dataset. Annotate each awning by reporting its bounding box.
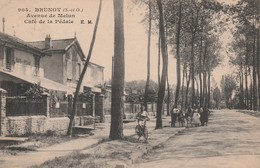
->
[91,87,102,93]
[0,69,74,94]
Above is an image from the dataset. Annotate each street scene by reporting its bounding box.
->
[132,110,260,168]
[0,0,260,167]
[0,110,259,167]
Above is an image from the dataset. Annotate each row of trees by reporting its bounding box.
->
[166,0,223,110]
[228,0,260,110]
[133,0,224,128]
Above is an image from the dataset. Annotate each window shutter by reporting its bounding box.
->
[67,59,72,79]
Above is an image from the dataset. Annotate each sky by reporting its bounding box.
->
[0,0,238,86]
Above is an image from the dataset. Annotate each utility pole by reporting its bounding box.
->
[112,56,114,85]
[2,17,5,32]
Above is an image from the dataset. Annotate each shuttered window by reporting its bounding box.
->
[67,59,72,79]
[76,63,81,80]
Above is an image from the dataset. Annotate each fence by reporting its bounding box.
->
[0,89,99,136]
[49,101,69,117]
[6,97,46,116]
[75,102,92,116]
[6,96,93,118]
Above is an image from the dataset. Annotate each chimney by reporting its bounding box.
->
[45,34,52,49]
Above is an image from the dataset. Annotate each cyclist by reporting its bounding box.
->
[137,106,150,126]
[136,106,150,141]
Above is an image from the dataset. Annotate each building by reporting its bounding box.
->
[0,32,75,97]
[28,35,104,97]
[28,35,105,121]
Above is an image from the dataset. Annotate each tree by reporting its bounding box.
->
[227,0,260,110]
[156,0,167,129]
[67,0,102,136]
[125,80,158,103]
[109,0,125,140]
[164,0,223,109]
[144,0,152,111]
[174,0,182,108]
[213,87,221,109]
[221,75,237,109]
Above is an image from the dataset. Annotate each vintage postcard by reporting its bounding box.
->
[0,0,259,167]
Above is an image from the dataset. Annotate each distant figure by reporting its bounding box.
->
[177,109,185,127]
[200,107,209,126]
[185,107,193,127]
[192,109,201,127]
[171,108,179,127]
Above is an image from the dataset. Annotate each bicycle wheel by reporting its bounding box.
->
[135,125,142,137]
[143,126,148,141]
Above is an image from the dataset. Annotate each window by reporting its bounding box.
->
[5,47,14,70]
[0,46,4,61]
[34,56,40,76]
[76,63,81,80]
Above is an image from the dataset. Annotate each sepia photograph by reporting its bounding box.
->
[0,0,259,167]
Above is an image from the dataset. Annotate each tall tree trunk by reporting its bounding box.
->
[239,63,244,108]
[202,41,207,108]
[109,0,125,139]
[253,33,257,111]
[67,0,102,136]
[174,0,182,108]
[144,0,152,111]
[165,17,170,116]
[167,76,170,115]
[185,68,191,108]
[245,38,250,110]
[190,33,195,108]
[199,37,203,108]
[190,8,199,109]
[207,70,211,108]
[245,64,249,110]
[257,29,260,111]
[203,72,207,108]
[181,64,186,110]
[250,82,253,110]
[158,36,161,86]
[195,77,199,107]
[156,0,167,129]
[249,66,253,110]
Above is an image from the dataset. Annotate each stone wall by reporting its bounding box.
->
[1,116,95,136]
[0,89,95,136]
[0,115,70,136]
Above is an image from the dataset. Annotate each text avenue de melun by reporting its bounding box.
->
[26,13,75,18]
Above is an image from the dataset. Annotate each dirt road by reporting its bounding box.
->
[132,110,260,168]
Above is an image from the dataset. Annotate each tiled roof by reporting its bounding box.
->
[28,38,75,51]
[0,32,45,55]
[28,36,104,68]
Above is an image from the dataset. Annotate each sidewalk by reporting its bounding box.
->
[0,123,111,168]
[0,117,185,168]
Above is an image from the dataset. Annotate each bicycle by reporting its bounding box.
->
[135,119,149,142]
